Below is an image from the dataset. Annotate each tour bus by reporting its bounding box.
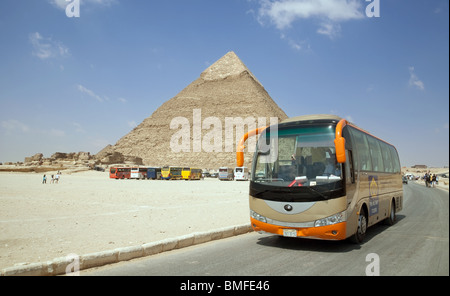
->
[182,167,203,180]
[147,167,161,180]
[218,167,234,181]
[234,167,249,181]
[237,114,403,243]
[109,167,131,179]
[130,167,147,179]
[191,168,203,180]
[161,166,183,180]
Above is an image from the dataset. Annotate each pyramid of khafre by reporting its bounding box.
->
[111,51,288,169]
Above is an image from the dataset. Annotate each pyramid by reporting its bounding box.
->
[110,51,288,169]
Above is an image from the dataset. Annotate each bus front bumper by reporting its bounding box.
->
[250,217,347,241]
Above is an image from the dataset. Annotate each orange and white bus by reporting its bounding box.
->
[182,167,203,180]
[109,167,131,179]
[237,114,403,243]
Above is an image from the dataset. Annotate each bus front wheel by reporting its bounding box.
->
[350,208,367,244]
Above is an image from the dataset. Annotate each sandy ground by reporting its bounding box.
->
[1,168,447,270]
[0,171,250,269]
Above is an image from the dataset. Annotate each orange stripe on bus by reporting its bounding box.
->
[250,218,347,241]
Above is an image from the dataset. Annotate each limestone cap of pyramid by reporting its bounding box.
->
[200,51,262,85]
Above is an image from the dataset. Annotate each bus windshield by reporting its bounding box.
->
[252,125,344,200]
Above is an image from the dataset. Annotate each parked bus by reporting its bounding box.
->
[218,167,234,181]
[161,166,182,180]
[234,167,249,181]
[237,114,403,243]
[130,167,147,179]
[147,167,161,180]
[182,167,203,180]
[109,167,131,179]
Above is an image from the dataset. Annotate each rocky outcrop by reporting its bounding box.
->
[93,145,142,165]
[24,153,44,163]
[21,150,142,170]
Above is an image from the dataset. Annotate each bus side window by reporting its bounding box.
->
[343,127,355,183]
[389,146,401,173]
[345,150,355,184]
[379,141,393,173]
[349,128,372,171]
[367,136,384,172]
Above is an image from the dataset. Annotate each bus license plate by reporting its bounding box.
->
[283,229,297,237]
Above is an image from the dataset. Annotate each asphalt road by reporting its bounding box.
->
[82,182,448,276]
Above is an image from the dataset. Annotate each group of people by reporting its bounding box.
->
[424,172,438,188]
[42,171,61,184]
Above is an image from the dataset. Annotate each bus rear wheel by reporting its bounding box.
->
[384,199,396,226]
[350,208,367,244]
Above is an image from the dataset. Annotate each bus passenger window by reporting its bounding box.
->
[346,150,355,183]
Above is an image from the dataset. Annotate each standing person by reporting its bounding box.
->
[51,174,54,184]
[55,172,60,184]
[42,174,47,184]
[432,174,436,187]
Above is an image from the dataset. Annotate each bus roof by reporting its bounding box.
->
[281,114,342,124]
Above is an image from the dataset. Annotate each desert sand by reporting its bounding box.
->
[0,170,250,270]
[1,167,448,272]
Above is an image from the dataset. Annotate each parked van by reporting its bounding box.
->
[218,167,234,181]
[234,167,249,181]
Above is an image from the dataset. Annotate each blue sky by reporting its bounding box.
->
[0,0,448,167]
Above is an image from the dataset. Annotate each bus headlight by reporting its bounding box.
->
[250,210,267,223]
[314,211,346,227]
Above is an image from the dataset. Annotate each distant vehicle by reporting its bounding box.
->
[130,167,147,179]
[218,167,234,181]
[402,176,408,184]
[234,167,249,181]
[182,167,203,180]
[147,167,161,180]
[161,166,182,180]
[109,167,131,179]
[93,166,105,172]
